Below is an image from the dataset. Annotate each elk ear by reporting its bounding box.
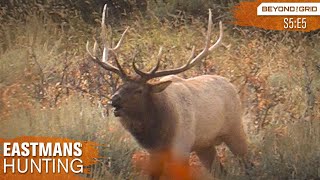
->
[150,81,172,93]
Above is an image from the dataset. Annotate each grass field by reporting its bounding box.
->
[0,1,319,179]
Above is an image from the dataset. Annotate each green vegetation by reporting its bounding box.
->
[0,1,319,179]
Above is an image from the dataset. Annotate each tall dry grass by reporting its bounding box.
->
[0,3,319,179]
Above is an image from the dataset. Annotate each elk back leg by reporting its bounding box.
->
[222,127,253,175]
[196,146,227,177]
[195,147,216,171]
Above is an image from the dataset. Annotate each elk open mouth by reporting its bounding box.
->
[112,105,122,117]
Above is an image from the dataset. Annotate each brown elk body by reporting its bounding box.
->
[117,75,247,167]
[86,5,248,179]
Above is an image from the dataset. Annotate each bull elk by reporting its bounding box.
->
[86,4,249,179]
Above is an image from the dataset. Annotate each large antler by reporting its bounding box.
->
[86,4,129,79]
[133,9,223,81]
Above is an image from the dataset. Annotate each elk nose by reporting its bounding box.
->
[110,94,121,107]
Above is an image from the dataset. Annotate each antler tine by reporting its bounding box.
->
[149,47,163,74]
[185,46,196,66]
[132,46,163,78]
[102,43,109,63]
[86,4,128,79]
[189,9,223,65]
[102,4,128,76]
[209,21,223,51]
[205,9,213,50]
[86,41,96,59]
[132,57,146,77]
[86,41,121,74]
[111,50,127,76]
[101,4,109,61]
[111,27,129,51]
[101,4,107,42]
[133,9,223,81]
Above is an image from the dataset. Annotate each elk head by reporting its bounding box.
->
[86,5,223,117]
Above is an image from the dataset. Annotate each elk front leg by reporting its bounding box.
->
[166,136,194,180]
[148,151,166,180]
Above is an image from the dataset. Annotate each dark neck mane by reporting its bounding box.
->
[119,93,175,151]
